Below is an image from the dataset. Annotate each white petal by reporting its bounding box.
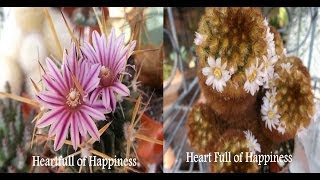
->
[202,67,211,76]
[222,62,227,70]
[216,57,221,67]
[215,81,224,93]
[222,70,231,80]
[205,76,214,86]
[208,57,215,67]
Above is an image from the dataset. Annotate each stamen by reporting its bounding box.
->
[66,88,81,108]
[212,67,222,80]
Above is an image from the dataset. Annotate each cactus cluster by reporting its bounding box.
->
[196,7,269,122]
[188,7,315,173]
[0,83,32,172]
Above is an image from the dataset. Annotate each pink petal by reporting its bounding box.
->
[45,58,67,91]
[74,112,86,137]
[62,64,72,89]
[92,31,103,64]
[36,107,64,128]
[117,41,135,62]
[102,88,110,110]
[83,63,100,92]
[106,28,116,68]
[43,74,65,97]
[54,112,71,151]
[114,41,136,74]
[66,43,77,73]
[81,42,99,64]
[77,60,86,86]
[48,110,68,137]
[110,33,125,69]
[114,34,125,57]
[100,34,107,66]
[89,88,102,104]
[70,114,80,150]
[78,111,99,141]
[82,104,105,120]
[37,91,64,106]
[91,100,111,115]
[112,81,130,96]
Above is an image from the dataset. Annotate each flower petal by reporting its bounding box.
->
[43,75,64,97]
[74,112,86,137]
[202,67,211,76]
[53,112,71,151]
[82,42,99,64]
[102,88,110,110]
[91,100,111,115]
[81,104,105,120]
[65,43,77,74]
[79,111,99,141]
[106,28,116,68]
[110,33,125,68]
[82,63,100,92]
[48,110,68,137]
[70,114,80,150]
[62,62,72,89]
[114,40,136,74]
[216,57,221,67]
[92,31,103,65]
[90,88,102,104]
[45,58,67,91]
[37,91,64,107]
[205,76,214,86]
[36,107,64,128]
[112,81,130,96]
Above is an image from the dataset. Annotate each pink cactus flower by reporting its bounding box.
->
[36,43,108,151]
[81,28,136,111]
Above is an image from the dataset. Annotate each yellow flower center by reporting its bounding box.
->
[267,110,274,119]
[66,88,81,108]
[249,71,257,82]
[212,67,222,80]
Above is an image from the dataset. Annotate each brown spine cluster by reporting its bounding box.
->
[263,56,314,143]
[187,103,227,154]
[211,130,259,173]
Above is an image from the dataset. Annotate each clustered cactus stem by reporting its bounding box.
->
[188,7,315,173]
[196,8,269,122]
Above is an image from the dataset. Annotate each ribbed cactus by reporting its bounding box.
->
[0,83,32,172]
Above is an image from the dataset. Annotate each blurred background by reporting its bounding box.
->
[163,7,320,173]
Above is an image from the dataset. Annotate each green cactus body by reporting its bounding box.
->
[0,83,32,172]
